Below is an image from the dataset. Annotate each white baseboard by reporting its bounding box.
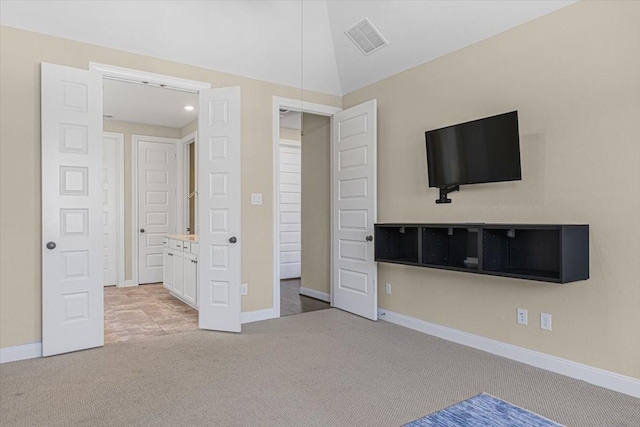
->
[299,286,331,303]
[0,342,42,364]
[1,309,277,363]
[241,308,278,324]
[377,308,640,399]
[117,280,138,288]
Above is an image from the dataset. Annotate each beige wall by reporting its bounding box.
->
[103,120,181,280]
[180,119,198,138]
[301,114,331,295]
[280,127,301,141]
[0,25,340,349]
[343,0,640,379]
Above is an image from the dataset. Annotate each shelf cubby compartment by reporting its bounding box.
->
[375,226,420,265]
[374,223,589,284]
[422,227,479,271]
[482,227,561,282]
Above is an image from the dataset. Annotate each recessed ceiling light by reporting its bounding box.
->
[184,105,194,111]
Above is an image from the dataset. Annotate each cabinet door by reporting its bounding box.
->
[172,250,184,297]
[183,253,198,307]
[163,249,173,291]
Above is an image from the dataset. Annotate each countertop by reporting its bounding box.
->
[166,234,198,243]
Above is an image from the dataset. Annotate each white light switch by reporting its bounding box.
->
[251,193,262,205]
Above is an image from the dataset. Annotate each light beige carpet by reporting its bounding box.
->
[1,309,638,426]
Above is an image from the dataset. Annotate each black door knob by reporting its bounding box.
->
[229,236,237,244]
[140,229,145,233]
[46,241,56,250]
[366,235,373,242]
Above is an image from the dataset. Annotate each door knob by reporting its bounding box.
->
[366,235,373,242]
[140,228,145,233]
[46,241,56,250]
[229,236,237,244]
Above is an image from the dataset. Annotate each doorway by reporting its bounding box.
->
[277,111,331,316]
[273,97,379,321]
[102,77,199,343]
[181,134,198,235]
[135,136,178,285]
[42,62,244,357]
[273,99,342,318]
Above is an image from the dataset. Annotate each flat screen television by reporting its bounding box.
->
[425,111,521,203]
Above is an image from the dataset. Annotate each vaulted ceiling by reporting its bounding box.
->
[0,0,577,96]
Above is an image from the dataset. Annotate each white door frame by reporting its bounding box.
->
[132,134,179,286]
[89,63,211,93]
[103,131,126,287]
[272,97,341,318]
[90,63,211,287]
[177,131,198,235]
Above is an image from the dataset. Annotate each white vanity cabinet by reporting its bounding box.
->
[162,235,198,309]
[172,250,184,297]
[183,252,198,306]
[163,247,173,291]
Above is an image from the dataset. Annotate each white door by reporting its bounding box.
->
[279,140,302,279]
[102,132,121,286]
[137,139,176,284]
[198,87,241,332]
[41,63,104,356]
[332,100,378,320]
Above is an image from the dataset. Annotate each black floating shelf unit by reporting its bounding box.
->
[375,223,589,283]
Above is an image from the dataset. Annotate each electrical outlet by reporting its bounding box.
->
[541,313,552,331]
[517,308,528,325]
[240,283,248,296]
[385,283,392,295]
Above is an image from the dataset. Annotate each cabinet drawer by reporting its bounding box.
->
[190,243,199,255]
[162,238,168,247]
[182,241,192,252]
[170,239,183,251]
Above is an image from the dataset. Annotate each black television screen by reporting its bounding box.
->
[425,111,521,188]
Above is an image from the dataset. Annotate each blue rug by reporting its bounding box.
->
[404,393,564,427]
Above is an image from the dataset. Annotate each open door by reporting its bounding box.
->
[198,87,242,332]
[41,63,104,356]
[332,100,378,320]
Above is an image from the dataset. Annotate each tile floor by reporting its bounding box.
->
[104,283,198,344]
[105,280,330,343]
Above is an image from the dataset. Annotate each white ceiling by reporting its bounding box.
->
[0,0,577,96]
[103,79,198,128]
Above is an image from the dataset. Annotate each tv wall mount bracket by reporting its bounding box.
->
[436,185,460,204]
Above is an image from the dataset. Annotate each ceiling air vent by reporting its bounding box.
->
[345,18,388,56]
